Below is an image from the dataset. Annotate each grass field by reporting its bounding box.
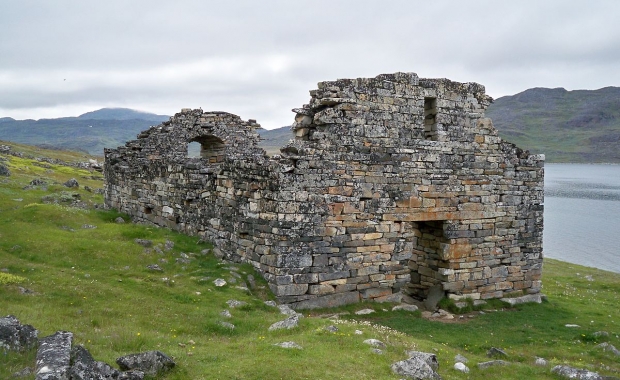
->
[1,142,619,379]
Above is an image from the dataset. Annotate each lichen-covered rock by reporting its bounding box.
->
[478,360,510,370]
[0,315,38,352]
[453,362,469,373]
[69,345,125,380]
[268,315,299,331]
[63,178,79,188]
[551,365,603,380]
[116,350,175,376]
[363,339,386,348]
[596,342,620,356]
[273,341,302,349]
[35,331,73,380]
[0,162,10,176]
[391,351,441,379]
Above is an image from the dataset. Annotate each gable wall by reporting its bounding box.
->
[104,73,544,309]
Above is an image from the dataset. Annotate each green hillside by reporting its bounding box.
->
[0,108,168,156]
[487,87,620,163]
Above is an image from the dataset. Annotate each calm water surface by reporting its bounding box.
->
[544,164,620,273]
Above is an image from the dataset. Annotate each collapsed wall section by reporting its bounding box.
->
[104,73,544,309]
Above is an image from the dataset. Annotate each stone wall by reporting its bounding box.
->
[104,72,544,309]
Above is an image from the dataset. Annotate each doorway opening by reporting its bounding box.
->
[406,220,449,299]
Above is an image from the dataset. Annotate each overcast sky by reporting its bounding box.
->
[1,0,619,129]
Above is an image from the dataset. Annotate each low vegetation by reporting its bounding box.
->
[1,142,619,379]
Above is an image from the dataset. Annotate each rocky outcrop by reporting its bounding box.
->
[116,351,175,377]
[1,316,174,380]
[0,315,38,352]
[36,331,73,380]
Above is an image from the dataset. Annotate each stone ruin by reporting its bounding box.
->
[104,72,544,309]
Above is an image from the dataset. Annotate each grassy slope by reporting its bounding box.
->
[1,143,619,379]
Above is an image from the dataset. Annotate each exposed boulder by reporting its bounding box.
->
[63,178,79,188]
[268,315,299,331]
[0,162,10,176]
[454,362,469,373]
[391,351,441,379]
[596,342,620,356]
[478,360,510,370]
[35,331,73,380]
[116,351,175,377]
[134,239,153,248]
[69,345,125,380]
[0,315,39,352]
[551,365,603,380]
[487,347,508,358]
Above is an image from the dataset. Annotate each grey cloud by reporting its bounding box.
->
[2,0,620,125]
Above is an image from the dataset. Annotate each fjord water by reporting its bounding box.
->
[544,164,620,273]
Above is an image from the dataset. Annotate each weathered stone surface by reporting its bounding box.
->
[220,310,232,318]
[324,325,338,333]
[273,341,302,349]
[500,294,545,306]
[487,347,508,358]
[551,365,603,380]
[134,239,153,247]
[477,360,510,370]
[424,284,444,310]
[63,178,79,188]
[277,304,302,317]
[105,73,544,307]
[268,315,299,331]
[363,339,386,348]
[36,331,73,380]
[291,291,360,310]
[454,362,469,373]
[392,304,419,312]
[219,321,235,330]
[535,357,548,366]
[146,264,162,271]
[0,315,38,352]
[597,342,620,356]
[392,351,441,379]
[0,162,10,176]
[226,299,246,308]
[69,345,125,380]
[116,350,175,376]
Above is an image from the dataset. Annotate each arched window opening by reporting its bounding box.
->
[187,142,202,158]
[187,135,226,163]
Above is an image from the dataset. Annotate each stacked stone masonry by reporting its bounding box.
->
[104,72,544,309]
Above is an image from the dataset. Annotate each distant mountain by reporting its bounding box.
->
[257,126,292,155]
[77,108,169,122]
[0,108,169,156]
[487,87,620,163]
[2,90,619,162]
